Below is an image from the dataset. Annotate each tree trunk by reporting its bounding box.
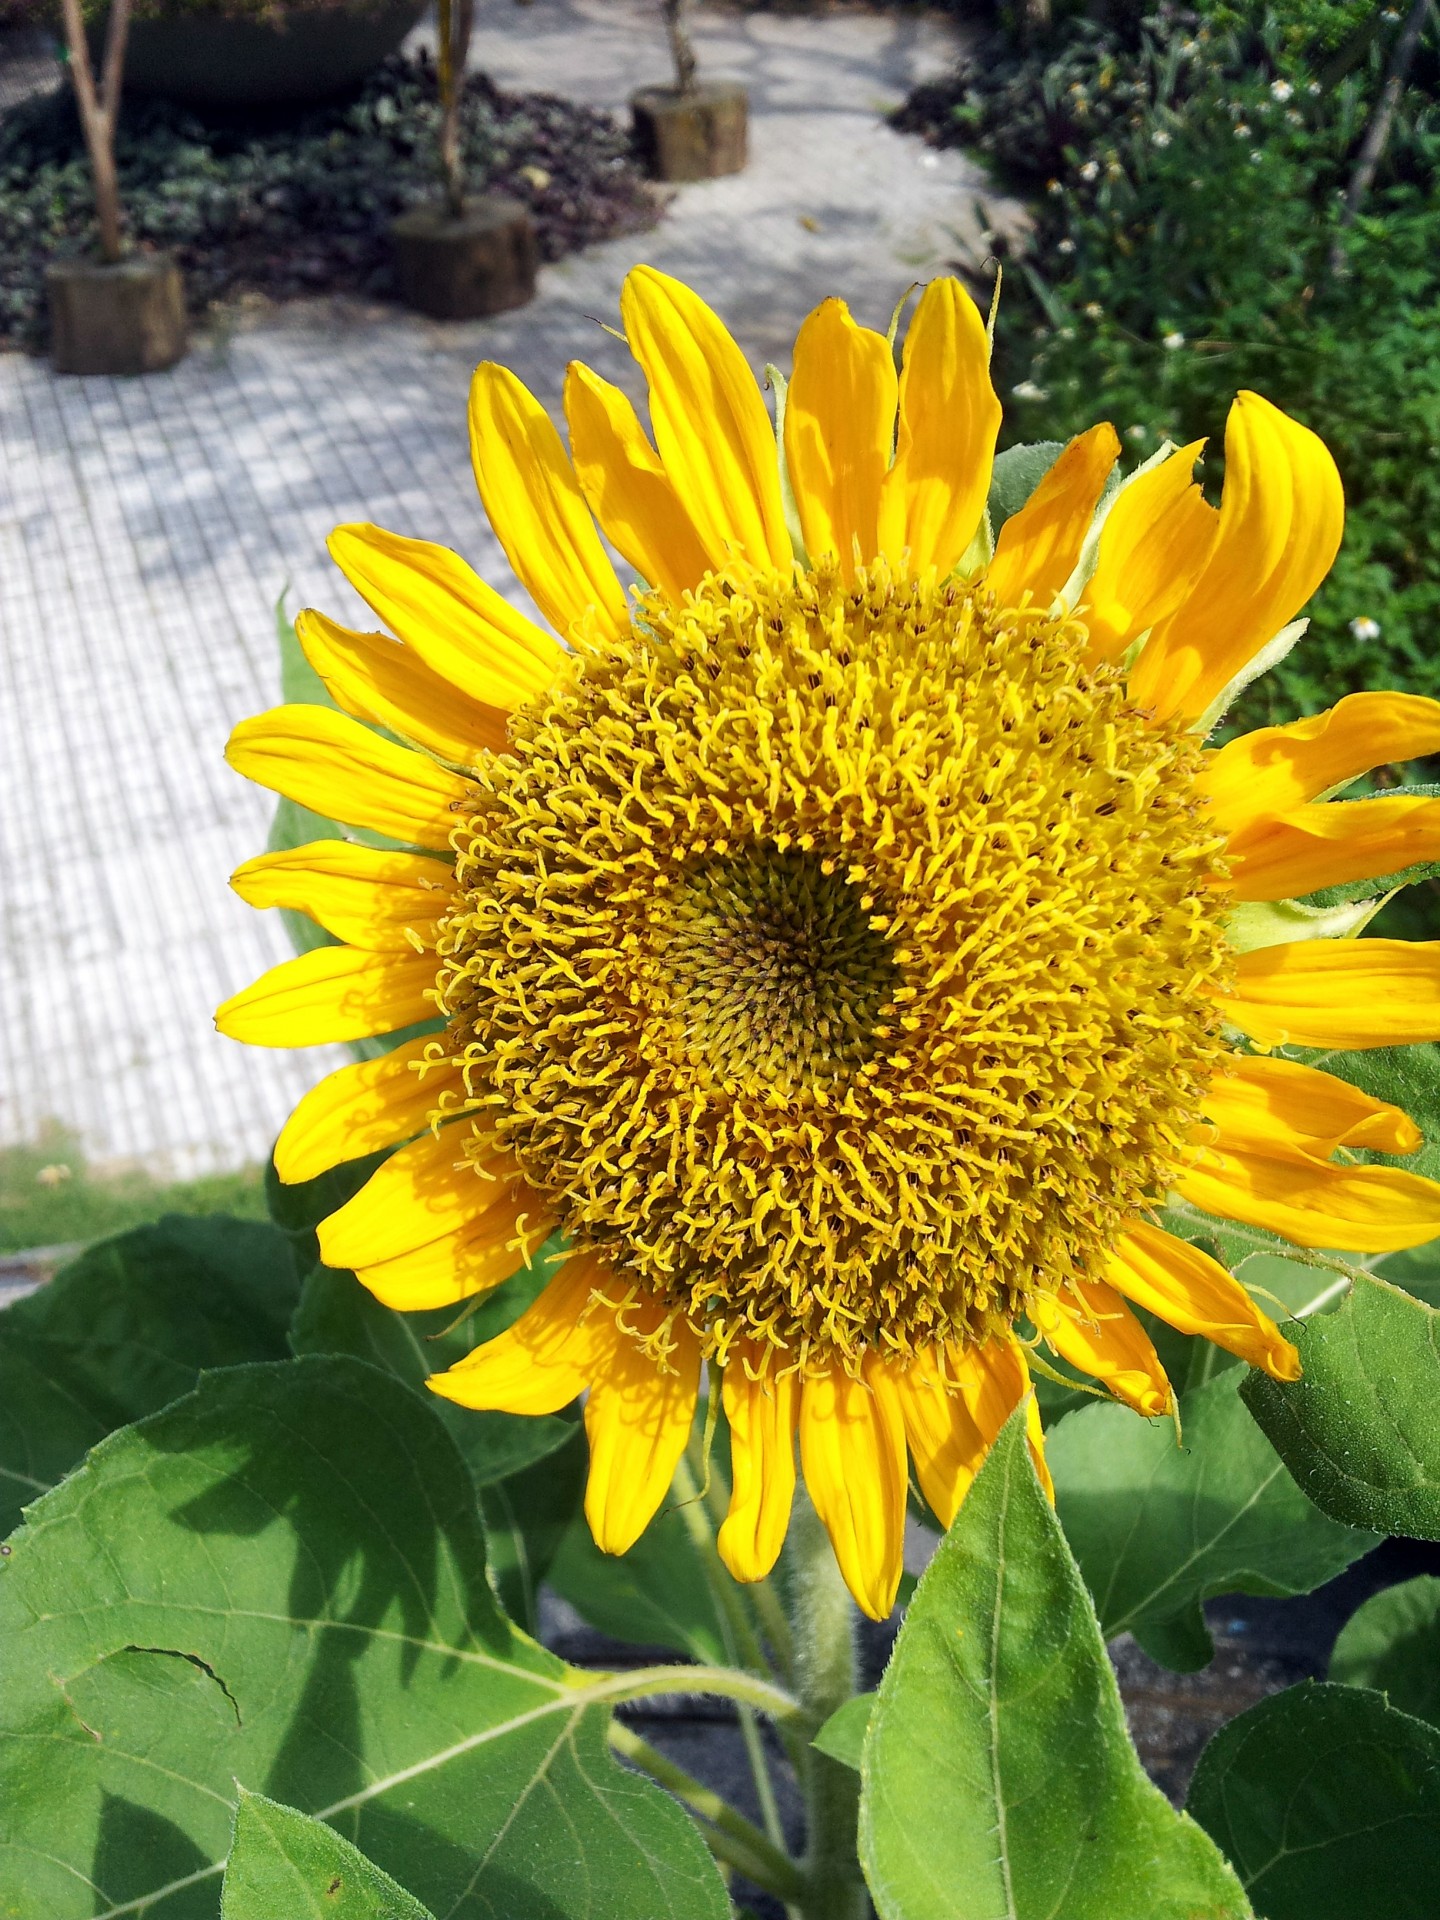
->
[1328,0,1430,276]
[60,0,132,264]
[664,0,698,96]
[437,0,475,218]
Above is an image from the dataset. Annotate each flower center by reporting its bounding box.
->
[435,562,1231,1374]
[658,848,900,1094]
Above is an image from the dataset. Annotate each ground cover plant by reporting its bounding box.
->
[896,0,1440,735]
[0,49,655,348]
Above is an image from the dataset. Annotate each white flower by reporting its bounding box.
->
[1057,237,1076,254]
[1250,149,1264,163]
[1287,109,1305,126]
[1234,123,1251,138]
[1349,616,1383,642]
[1152,128,1172,148]
[35,1163,72,1187]
[1308,80,1322,95]
[1079,159,1100,182]
[1084,301,1104,318]
[1382,7,1401,18]
[1125,423,1147,441]
[1047,178,1064,194]
[1012,380,1050,402]
[1162,330,1185,350]
[1270,79,1294,102]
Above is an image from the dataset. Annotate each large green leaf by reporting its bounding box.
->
[1186,1682,1440,1918]
[1329,1576,1440,1730]
[858,1410,1251,1920]
[290,1261,575,1487]
[1049,1368,1375,1670]
[0,1215,300,1536]
[1241,1271,1440,1540]
[548,1495,728,1663]
[0,1355,730,1920]
[222,1789,434,1919]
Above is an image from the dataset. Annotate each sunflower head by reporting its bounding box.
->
[219,265,1440,1620]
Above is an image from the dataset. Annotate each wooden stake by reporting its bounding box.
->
[437,0,476,219]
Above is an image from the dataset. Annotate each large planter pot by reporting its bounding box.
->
[46,253,187,376]
[93,2,425,111]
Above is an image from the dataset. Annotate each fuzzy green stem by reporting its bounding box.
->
[673,1450,789,1852]
[789,1493,867,1920]
[609,1722,806,1904]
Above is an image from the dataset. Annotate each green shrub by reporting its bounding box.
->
[0,0,406,25]
[897,3,1440,733]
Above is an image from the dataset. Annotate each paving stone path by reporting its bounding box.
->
[0,0,1014,1178]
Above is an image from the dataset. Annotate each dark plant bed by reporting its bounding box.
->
[0,49,657,349]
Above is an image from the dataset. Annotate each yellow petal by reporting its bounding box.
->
[1110,1219,1299,1380]
[717,1350,800,1582]
[318,1130,546,1309]
[799,1355,907,1621]
[328,521,561,709]
[215,944,435,1047]
[619,265,790,572]
[1033,1277,1172,1418]
[585,1310,702,1556]
[274,1037,465,1185]
[1203,1054,1422,1163]
[428,1252,616,1412]
[1224,794,1440,901]
[295,607,509,765]
[1226,939,1440,1048]
[1199,692,1440,835]
[231,840,452,950]
[986,422,1121,611]
[226,705,471,851]
[784,297,897,580]
[1080,439,1217,663]
[1130,393,1344,721]
[564,361,711,602]
[877,277,1002,578]
[964,1337,1052,1500]
[469,363,629,642]
[1180,1144,1440,1254]
[894,1343,988,1529]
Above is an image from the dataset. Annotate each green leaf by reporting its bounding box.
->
[1186,1682,1440,1919]
[481,1428,588,1634]
[859,1409,1251,1920]
[987,440,1064,525]
[548,1484,728,1663]
[1049,1368,1376,1670]
[222,1789,434,1919]
[290,1260,575,1487]
[813,1692,874,1771]
[0,1355,730,1920]
[1241,1271,1440,1539]
[1329,1576,1440,1731]
[0,1215,300,1535]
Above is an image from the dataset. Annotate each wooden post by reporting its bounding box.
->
[663,0,698,96]
[59,0,132,265]
[437,0,476,219]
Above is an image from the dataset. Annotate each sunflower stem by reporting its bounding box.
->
[788,1492,868,1920]
[672,1451,790,1851]
[608,1722,806,1904]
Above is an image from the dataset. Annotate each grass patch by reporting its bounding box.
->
[0,1122,266,1255]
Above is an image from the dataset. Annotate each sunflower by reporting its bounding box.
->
[218,268,1440,1621]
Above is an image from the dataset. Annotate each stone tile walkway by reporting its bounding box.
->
[0,0,1014,1180]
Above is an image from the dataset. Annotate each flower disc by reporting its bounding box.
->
[435,562,1231,1374]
